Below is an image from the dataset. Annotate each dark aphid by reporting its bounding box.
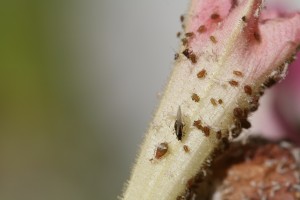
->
[254,32,261,42]
[211,13,220,20]
[174,106,184,141]
[190,53,197,64]
[191,93,200,102]
[183,145,189,153]
[229,80,239,87]
[233,107,243,118]
[231,127,242,138]
[249,96,260,112]
[233,70,244,77]
[197,25,207,33]
[240,118,251,129]
[210,98,217,106]
[176,32,181,38]
[180,15,184,22]
[155,142,168,159]
[197,69,207,79]
[218,99,223,104]
[202,126,210,137]
[216,131,222,140]
[182,48,191,59]
[181,38,188,46]
[174,53,179,60]
[242,16,246,22]
[193,120,202,130]
[244,85,252,95]
[185,32,195,37]
[210,36,217,44]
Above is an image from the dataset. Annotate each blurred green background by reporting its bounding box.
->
[0,0,299,199]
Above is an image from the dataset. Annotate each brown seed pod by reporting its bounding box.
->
[197,25,207,33]
[210,36,217,44]
[233,70,244,77]
[210,98,217,106]
[229,80,239,87]
[155,142,168,159]
[191,93,200,102]
[183,145,190,153]
[197,69,207,79]
[244,85,252,95]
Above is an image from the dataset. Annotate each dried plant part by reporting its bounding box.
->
[122,0,300,199]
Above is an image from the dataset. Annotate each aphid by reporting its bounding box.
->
[185,32,195,37]
[183,145,189,153]
[191,93,200,102]
[190,53,197,64]
[210,98,217,106]
[210,36,217,44]
[180,15,184,22]
[216,131,222,140]
[182,48,191,58]
[193,120,202,129]
[242,16,246,22]
[202,126,210,137]
[181,38,188,46]
[174,53,179,60]
[233,70,244,77]
[176,32,181,38]
[240,118,251,129]
[218,99,223,104]
[229,80,239,87]
[197,69,207,79]
[233,107,243,118]
[244,85,252,95]
[231,127,242,138]
[249,96,259,112]
[210,13,220,20]
[197,25,207,33]
[155,142,168,159]
[174,106,184,141]
[254,32,261,42]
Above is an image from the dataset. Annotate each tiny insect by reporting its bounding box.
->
[182,48,191,58]
[174,106,184,141]
[183,145,189,153]
[216,131,222,140]
[211,13,220,20]
[180,15,184,22]
[242,16,246,22]
[229,80,239,87]
[176,32,181,38]
[190,53,197,64]
[233,107,243,118]
[174,53,179,60]
[202,126,210,137]
[233,70,244,77]
[191,93,200,102]
[244,85,252,95]
[197,69,207,79]
[218,99,223,104]
[210,98,217,106]
[197,25,207,33]
[210,36,217,44]
[155,142,168,159]
[185,32,195,37]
